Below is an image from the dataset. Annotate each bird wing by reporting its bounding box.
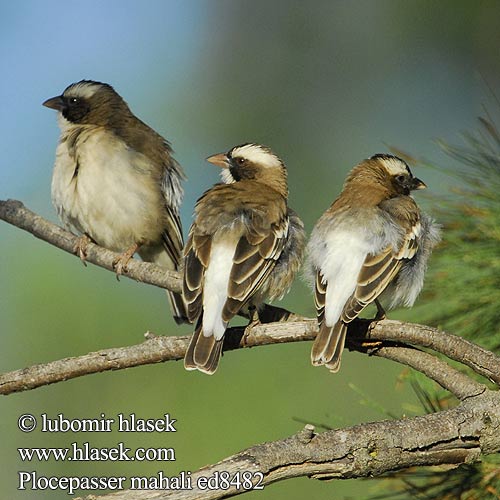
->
[161,205,184,267]
[314,270,327,326]
[341,219,421,323]
[222,216,289,321]
[183,226,212,323]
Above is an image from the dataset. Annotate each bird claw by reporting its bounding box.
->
[361,340,384,349]
[112,243,139,280]
[374,299,387,321]
[73,234,92,266]
[243,307,261,345]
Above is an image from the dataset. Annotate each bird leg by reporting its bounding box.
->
[243,305,261,345]
[374,299,387,320]
[73,233,94,266]
[112,243,140,279]
[360,301,386,349]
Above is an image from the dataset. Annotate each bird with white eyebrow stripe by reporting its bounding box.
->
[307,154,441,372]
[183,143,305,374]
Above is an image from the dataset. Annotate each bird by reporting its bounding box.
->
[307,154,441,372]
[43,80,188,324]
[183,143,305,374]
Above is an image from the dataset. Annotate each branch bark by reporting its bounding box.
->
[0,319,491,400]
[0,199,182,292]
[75,389,500,500]
[365,319,500,385]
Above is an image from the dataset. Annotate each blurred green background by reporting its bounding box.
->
[1,1,500,499]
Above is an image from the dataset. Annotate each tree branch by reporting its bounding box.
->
[365,319,500,385]
[371,344,486,400]
[0,318,490,399]
[75,389,500,500]
[0,199,182,292]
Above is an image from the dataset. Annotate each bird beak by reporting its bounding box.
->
[411,177,427,190]
[206,153,230,169]
[43,95,65,111]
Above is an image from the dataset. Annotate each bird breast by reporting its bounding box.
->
[51,127,165,251]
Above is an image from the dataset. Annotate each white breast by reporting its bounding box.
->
[51,126,163,251]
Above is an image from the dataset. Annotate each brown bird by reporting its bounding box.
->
[43,80,188,324]
[307,154,440,372]
[183,143,305,374]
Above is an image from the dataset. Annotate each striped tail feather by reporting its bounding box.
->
[311,321,347,373]
[184,319,224,375]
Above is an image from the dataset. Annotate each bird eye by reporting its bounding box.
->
[70,97,79,104]
[396,174,406,183]
[236,157,245,165]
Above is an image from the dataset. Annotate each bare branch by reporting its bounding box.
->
[371,344,486,400]
[75,389,500,500]
[365,319,500,385]
[0,320,317,396]
[0,199,182,292]
[0,318,489,399]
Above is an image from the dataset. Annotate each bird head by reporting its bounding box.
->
[370,154,426,196]
[207,143,288,196]
[43,80,129,126]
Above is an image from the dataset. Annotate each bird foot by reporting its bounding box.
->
[243,307,261,345]
[361,340,384,349]
[112,243,139,280]
[374,299,387,321]
[73,234,93,266]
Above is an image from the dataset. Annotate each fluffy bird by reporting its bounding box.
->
[43,80,188,323]
[183,143,305,374]
[307,154,440,372]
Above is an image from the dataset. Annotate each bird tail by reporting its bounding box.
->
[184,318,224,375]
[311,321,347,373]
[138,245,190,324]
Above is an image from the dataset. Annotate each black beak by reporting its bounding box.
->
[43,95,65,111]
[411,177,427,190]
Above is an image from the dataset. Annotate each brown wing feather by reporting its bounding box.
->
[183,229,212,323]
[222,219,288,321]
[314,271,326,326]
[341,225,419,324]
[161,205,184,267]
